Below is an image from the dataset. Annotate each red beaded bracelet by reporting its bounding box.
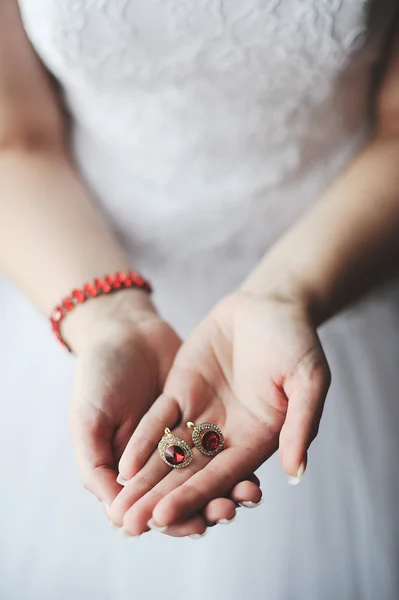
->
[49,271,152,352]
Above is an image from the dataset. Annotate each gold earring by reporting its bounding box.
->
[158,428,193,468]
[187,422,225,457]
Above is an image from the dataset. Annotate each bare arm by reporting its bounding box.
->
[0,1,152,351]
[244,37,399,325]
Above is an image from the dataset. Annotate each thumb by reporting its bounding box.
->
[70,412,122,510]
[278,348,331,484]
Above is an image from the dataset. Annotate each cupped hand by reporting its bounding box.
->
[111,291,330,535]
[67,288,261,531]
[68,289,181,509]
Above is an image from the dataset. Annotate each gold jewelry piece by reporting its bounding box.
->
[158,428,193,468]
[187,422,225,457]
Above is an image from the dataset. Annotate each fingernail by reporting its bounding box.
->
[288,460,306,486]
[189,531,207,539]
[217,512,236,525]
[147,518,168,533]
[110,521,121,530]
[117,474,129,486]
[102,501,110,517]
[120,528,139,539]
[238,498,264,509]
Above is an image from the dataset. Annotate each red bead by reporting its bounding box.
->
[72,289,85,303]
[201,431,221,452]
[95,278,111,293]
[131,272,144,286]
[116,272,127,282]
[62,297,74,311]
[95,278,104,289]
[84,283,98,297]
[165,445,186,466]
[105,275,115,285]
[51,307,63,322]
[124,279,133,287]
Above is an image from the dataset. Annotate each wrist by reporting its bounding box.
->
[62,288,157,354]
[241,258,321,325]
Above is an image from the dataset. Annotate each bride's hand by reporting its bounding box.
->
[68,289,261,532]
[68,289,182,510]
[111,290,330,535]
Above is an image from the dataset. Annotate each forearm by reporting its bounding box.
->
[243,135,399,325]
[0,146,153,346]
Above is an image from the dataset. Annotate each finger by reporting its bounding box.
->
[152,445,270,526]
[111,454,171,525]
[202,478,262,523]
[118,394,180,481]
[279,350,330,481]
[147,515,208,538]
[71,413,122,507]
[111,419,208,527]
[203,498,237,525]
[116,443,213,535]
[229,480,263,507]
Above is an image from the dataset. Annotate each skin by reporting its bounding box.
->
[0,0,260,536]
[112,38,399,533]
[1,1,399,538]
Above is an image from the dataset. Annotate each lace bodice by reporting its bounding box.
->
[17,0,397,329]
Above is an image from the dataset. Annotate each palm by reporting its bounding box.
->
[165,293,325,477]
[113,292,330,530]
[70,315,181,504]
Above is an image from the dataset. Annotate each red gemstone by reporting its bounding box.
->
[72,289,85,303]
[201,431,221,452]
[165,445,186,466]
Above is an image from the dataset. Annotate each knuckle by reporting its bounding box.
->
[299,358,331,398]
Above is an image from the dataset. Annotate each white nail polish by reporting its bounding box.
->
[189,531,207,539]
[147,518,168,533]
[110,521,121,530]
[116,474,129,486]
[120,528,138,539]
[288,460,306,486]
[238,499,264,509]
[217,514,236,525]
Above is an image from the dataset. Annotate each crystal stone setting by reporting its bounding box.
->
[192,423,225,457]
[158,432,193,469]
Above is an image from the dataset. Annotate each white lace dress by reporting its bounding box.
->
[1,1,399,599]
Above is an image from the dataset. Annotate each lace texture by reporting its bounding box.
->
[18,1,396,263]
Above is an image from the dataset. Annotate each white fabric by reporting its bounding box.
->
[1,1,399,598]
